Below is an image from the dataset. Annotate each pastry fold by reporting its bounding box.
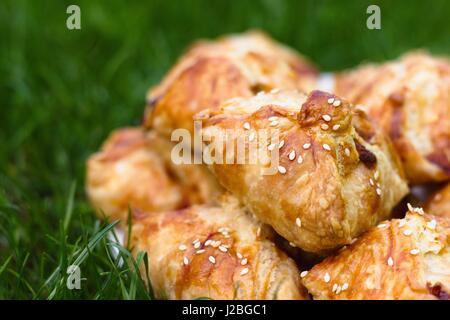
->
[143,30,317,137]
[301,208,450,300]
[425,183,450,219]
[86,127,222,223]
[335,52,450,184]
[130,196,308,300]
[195,90,408,253]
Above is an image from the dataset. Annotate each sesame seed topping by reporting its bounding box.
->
[323,144,331,151]
[296,217,302,227]
[289,242,296,247]
[270,120,279,127]
[332,284,338,293]
[218,245,228,253]
[399,220,406,227]
[248,132,255,142]
[374,171,380,180]
[377,223,387,229]
[205,239,212,246]
[376,188,382,196]
[243,122,250,130]
[387,257,394,266]
[268,143,276,151]
[324,273,331,283]
[303,143,311,150]
[427,220,437,230]
[297,154,304,164]
[192,239,200,245]
[369,178,375,186]
[344,148,351,157]
[321,124,329,130]
[224,234,231,238]
[332,124,341,131]
[342,283,349,291]
[270,88,280,94]
[240,268,249,276]
[300,271,308,278]
[237,253,243,259]
[208,256,216,264]
[410,249,420,255]
[278,166,287,174]
[333,100,341,107]
[178,244,187,251]
[278,140,285,149]
[268,116,278,121]
[183,257,189,265]
[336,285,342,294]
[322,114,332,122]
[196,249,206,254]
[194,241,201,249]
[327,98,335,104]
[212,241,221,248]
[288,150,296,160]
[403,229,412,236]
[241,258,248,266]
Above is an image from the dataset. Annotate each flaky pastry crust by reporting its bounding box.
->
[130,196,308,300]
[335,52,450,184]
[86,127,222,223]
[196,90,408,253]
[302,210,450,300]
[425,183,450,219]
[143,30,317,137]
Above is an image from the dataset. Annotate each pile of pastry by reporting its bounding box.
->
[86,31,450,300]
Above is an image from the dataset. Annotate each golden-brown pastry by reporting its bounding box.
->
[335,52,450,184]
[425,183,450,218]
[86,127,222,223]
[143,30,317,137]
[301,208,450,300]
[195,90,409,253]
[130,196,308,300]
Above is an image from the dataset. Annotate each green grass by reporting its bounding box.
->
[0,0,449,299]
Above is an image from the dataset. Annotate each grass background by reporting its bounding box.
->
[0,0,449,299]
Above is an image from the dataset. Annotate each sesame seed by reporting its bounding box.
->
[410,249,420,255]
[224,234,231,238]
[268,143,276,151]
[333,100,341,107]
[427,220,437,230]
[218,245,228,253]
[194,241,201,249]
[399,220,406,227]
[237,253,243,259]
[374,171,380,180]
[205,239,212,246]
[208,256,216,264]
[332,284,338,293]
[327,98,335,104]
[300,271,308,278]
[403,229,412,236]
[196,249,206,254]
[336,285,342,294]
[268,116,278,121]
[324,273,331,283]
[322,114,332,122]
[369,178,375,186]
[387,257,394,266]
[243,122,250,130]
[270,120,279,127]
[303,143,311,150]
[376,188,382,196]
[192,239,200,245]
[278,140,285,149]
[377,223,387,229]
[296,217,302,227]
[414,207,425,215]
[321,124,329,130]
[297,155,304,164]
[248,132,255,142]
[212,241,221,248]
[256,227,261,236]
[289,242,296,247]
[323,144,331,151]
[240,268,249,276]
[178,244,187,251]
[183,257,189,265]
[270,88,280,94]
[241,258,248,266]
[332,124,341,131]
[278,166,287,174]
[344,148,350,157]
[342,283,349,291]
[288,150,296,160]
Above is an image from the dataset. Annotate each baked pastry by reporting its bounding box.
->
[335,52,450,184]
[195,90,409,253]
[143,30,317,138]
[301,207,450,300]
[86,127,222,223]
[129,196,308,300]
[425,183,450,218]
